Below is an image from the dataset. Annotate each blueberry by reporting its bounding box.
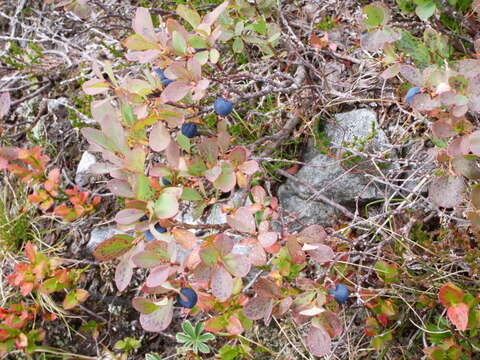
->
[154,68,174,87]
[154,223,167,233]
[139,215,148,222]
[328,284,350,304]
[181,122,198,138]
[176,287,198,309]
[144,223,167,241]
[144,230,155,242]
[162,177,171,186]
[405,87,421,105]
[214,97,233,116]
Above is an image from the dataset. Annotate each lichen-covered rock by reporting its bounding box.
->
[278,109,391,228]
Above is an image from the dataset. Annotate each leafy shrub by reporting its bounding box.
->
[79,2,344,356]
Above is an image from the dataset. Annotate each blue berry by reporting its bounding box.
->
[405,87,421,105]
[214,97,233,116]
[328,284,350,304]
[139,215,148,222]
[154,223,167,233]
[154,68,174,86]
[176,287,198,309]
[144,230,155,242]
[161,177,171,186]
[181,122,198,138]
[144,223,167,242]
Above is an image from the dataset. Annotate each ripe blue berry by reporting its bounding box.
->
[139,215,148,222]
[176,287,198,309]
[161,177,171,186]
[154,68,173,86]
[154,223,167,233]
[328,284,350,304]
[181,122,198,138]
[405,87,421,105]
[214,97,233,116]
[144,223,167,242]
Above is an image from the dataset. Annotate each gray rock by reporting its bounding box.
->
[75,151,96,188]
[278,109,390,228]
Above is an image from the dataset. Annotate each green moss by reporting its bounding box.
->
[315,16,336,31]
[0,181,36,252]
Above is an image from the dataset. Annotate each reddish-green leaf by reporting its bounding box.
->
[124,147,145,173]
[82,78,109,95]
[133,7,156,42]
[132,250,168,268]
[447,302,469,331]
[132,297,159,314]
[201,1,229,27]
[214,162,236,192]
[314,311,343,338]
[222,253,251,277]
[374,260,399,283]
[93,235,135,261]
[63,289,89,310]
[200,247,220,267]
[154,188,181,219]
[439,282,465,307]
[139,298,173,332]
[81,128,116,153]
[172,228,197,250]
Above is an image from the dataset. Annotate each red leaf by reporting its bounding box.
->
[243,297,272,320]
[160,81,192,103]
[299,225,327,243]
[227,207,256,234]
[115,208,145,225]
[447,303,469,331]
[306,324,332,357]
[115,257,134,292]
[211,266,233,301]
[258,232,277,248]
[286,236,305,265]
[149,121,171,152]
[307,244,334,264]
[253,277,281,299]
[146,264,170,287]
